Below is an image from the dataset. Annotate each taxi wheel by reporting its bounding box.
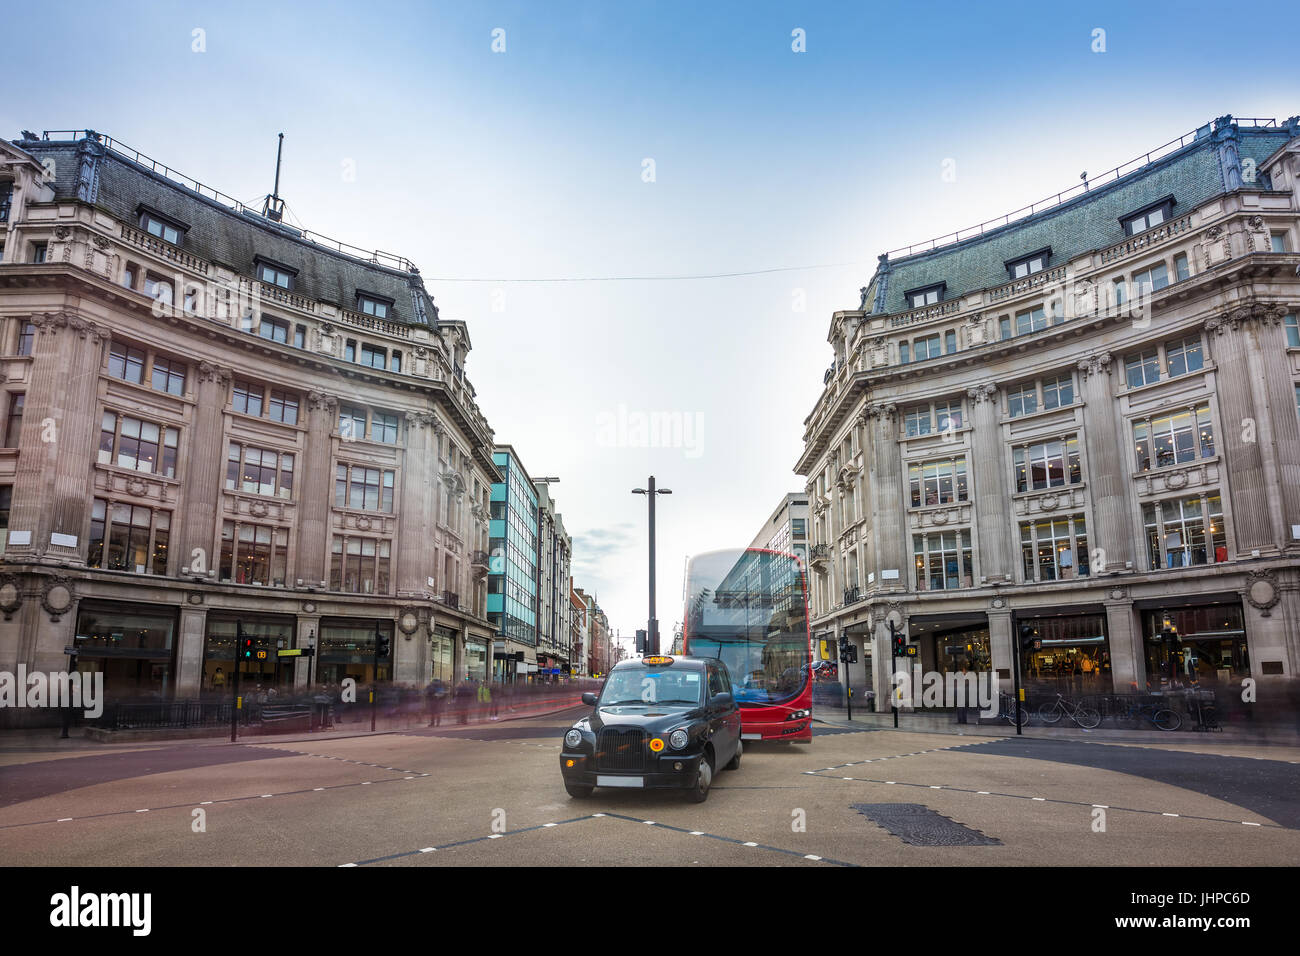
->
[689,755,713,803]
[564,782,594,799]
[725,737,742,771]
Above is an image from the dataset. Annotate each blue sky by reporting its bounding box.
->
[6,1,1297,643]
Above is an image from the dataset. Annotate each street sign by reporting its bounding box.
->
[277,648,315,658]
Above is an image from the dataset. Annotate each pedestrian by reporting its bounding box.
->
[477,679,494,720]
[212,667,226,690]
[454,678,472,724]
[425,679,445,727]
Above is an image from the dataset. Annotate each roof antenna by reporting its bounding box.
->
[262,132,285,222]
[1080,170,1089,191]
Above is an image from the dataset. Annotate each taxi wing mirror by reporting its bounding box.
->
[712,691,734,710]
[581,691,598,707]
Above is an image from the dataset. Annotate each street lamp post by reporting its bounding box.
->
[632,477,671,655]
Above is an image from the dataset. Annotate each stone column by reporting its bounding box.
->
[294,614,321,689]
[1103,591,1143,692]
[7,313,109,559]
[1076,352,1135,572]
[396,411,434,595]
[295,391,338,585]
[864,403,906,586]
[987,604,1013,689]
[175,361,232,578]
[1208,304,1300,553]
[176,605,207,697]
[967,382,1012,583]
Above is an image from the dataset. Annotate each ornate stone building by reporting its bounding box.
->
[0,130,499,703]
[796,115,1300,709]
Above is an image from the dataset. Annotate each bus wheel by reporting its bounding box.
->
[725,738,742,771]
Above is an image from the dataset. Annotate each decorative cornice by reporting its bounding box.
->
[865,401,898,422]
[965,382,998,404]
[404,410,437,430]
[1205,302,1288,335]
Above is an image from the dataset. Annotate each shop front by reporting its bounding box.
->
[430,625,456,683]
[1140,598,1248,688]
[202,613,297,693]
[73,602,177,699]
[911,613,991,676]
[465,635,489,682]
[1017,608,1112,693]
[317,618,394,687]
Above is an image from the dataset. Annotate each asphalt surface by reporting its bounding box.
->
[1,709,1297,866]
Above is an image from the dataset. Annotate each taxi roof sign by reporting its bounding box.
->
[642,655,674,666]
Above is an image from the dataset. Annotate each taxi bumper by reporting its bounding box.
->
[559,751,704,789]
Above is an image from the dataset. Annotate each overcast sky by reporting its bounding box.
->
[6,0,1296,643]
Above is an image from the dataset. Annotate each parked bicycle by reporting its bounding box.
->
[1036,693,1102,729]
[996,693,1031,727]
[1115,697,1182,731]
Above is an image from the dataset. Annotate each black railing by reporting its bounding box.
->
[843,586,861,605]
[442,590,460,609]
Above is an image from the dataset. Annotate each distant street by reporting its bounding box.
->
[3,710,1297,867]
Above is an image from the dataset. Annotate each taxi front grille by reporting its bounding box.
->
[595,729,645,772]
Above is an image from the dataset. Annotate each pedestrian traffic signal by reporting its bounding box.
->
[241,637,255,660]
[635,629,647,654]
[892,632,907,657]
[838,639,857,664]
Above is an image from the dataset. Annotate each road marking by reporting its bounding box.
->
[805,854,821,860]
[261,794,273,798]
[136,809,149,813]
[487,834,503,839]
[57,817,72,822]
[1163,812,1179,817]
[743,842,758,847]
[419,847,436,853]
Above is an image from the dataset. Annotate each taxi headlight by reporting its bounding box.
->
[564,729,583,749]
[668,729,689,750]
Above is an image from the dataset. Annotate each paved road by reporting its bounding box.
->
[2,709,1297,866]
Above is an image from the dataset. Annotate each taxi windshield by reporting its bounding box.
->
[599,666,704,707]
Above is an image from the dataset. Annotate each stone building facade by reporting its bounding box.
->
[534,480,573,676]
[796,115,1300,710]
[0,130,499,704]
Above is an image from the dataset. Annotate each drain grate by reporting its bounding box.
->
[851,803,1002,846]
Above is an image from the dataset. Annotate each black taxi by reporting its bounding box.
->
[560,655,742,803]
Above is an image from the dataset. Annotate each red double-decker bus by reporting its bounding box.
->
[682,547,813,742]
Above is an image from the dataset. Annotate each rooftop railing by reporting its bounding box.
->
[36,130,417,273]
[882,117,1281,261]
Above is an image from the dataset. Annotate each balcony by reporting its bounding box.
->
[470,550,490,577]
[810,544,831,568]
[441,591,460,610]
[843,586,861,606]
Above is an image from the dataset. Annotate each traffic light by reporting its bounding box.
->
[838,638,857,664]
[241,637,255,660]
[892,631,907,657]
[376,633,391,659]
[635,629,647,654]
[1020,625,1041,652]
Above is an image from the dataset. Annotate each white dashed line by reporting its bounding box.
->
[543,823,557,828]
[313,788,325,792]
[261,794,273,798]
[339,863,357,867]
[690,831,704,836]
[743,842,758,847]
[977,791,991,795]
[805,854,821,861]
[419,847,436,853]
[1032,797,1046,802]
[200,801,213,805]
[1162,813,1179,817]
[136,809,149,813]
[487,833,503,839]
[1243,821,1261,826]
[57,817,73,822]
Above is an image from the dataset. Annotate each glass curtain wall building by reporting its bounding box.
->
[488,445,539,679]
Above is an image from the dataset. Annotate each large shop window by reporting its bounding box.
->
[1012,436,1081,492]
[202,614,296,692]
[431,625,457,682]
[1020,514,1089,582]
[1132,404,1214,471]
[74,604,177,697]
[1142,492,1227,569]
[329,534,392,594]
[1019,613,1111,691]
[318,619,394,685]
[99,412,179,477]
[912,530,972,591]
[1142,603,1247,686]
[220,520,290,586]
[464,637,489,682]
[909,457,968,507]
[88,499,170,574]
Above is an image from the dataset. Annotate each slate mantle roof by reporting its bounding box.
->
[859,115,1300,317]
[12,130,438,328]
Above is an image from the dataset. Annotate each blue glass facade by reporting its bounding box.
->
[487,449,538,645]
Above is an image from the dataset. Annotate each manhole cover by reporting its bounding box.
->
[851,803,1002,846]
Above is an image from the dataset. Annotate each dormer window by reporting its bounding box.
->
[1120,195,1175,236]
[1005,247,1051,280]
[356,292,393,320]
[255,258,297,290]
[905,283,945,310]
[138,207,186,246]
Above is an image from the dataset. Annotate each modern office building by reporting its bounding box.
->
[748,492,816,659]
[488,444,539,680]
[0,129,499,709]
[796,115,1300,710]
[534,479,573,677]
